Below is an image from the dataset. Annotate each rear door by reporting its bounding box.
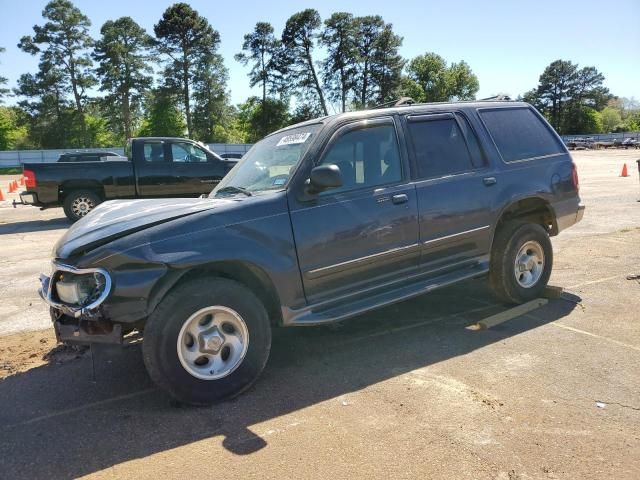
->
[404,112,494,271]
[134,140,184,197]
[289,117,421,304]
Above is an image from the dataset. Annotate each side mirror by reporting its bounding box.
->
[307,165,343,194]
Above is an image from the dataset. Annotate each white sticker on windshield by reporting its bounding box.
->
[276,132,311,146]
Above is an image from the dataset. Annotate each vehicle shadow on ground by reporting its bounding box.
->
[0,280,578,479]
[0,216,70,235]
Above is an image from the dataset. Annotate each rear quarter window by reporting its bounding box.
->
[479,107,564,162]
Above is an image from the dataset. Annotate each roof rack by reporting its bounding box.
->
[372,97,416,109]
[480,94,512,101]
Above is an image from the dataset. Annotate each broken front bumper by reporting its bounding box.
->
[39,263,122,344]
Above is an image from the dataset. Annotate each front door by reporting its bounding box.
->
[168,141,226,195]
[289,118,420,304]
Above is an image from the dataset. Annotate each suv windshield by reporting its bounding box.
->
[212,125,321,197]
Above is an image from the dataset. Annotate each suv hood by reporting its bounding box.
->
[55,198,230,258]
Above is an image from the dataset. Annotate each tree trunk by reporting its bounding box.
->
[67,56,87,146]
[123,90,131,140]
[305,46,328,116]
[361,60,369,107]
[183,49,192,138]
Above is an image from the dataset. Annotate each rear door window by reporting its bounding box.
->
[406,115,477,179]
[144,142,166,162]
[479,107,564,162]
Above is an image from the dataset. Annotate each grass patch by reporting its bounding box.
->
[0,167,22,175]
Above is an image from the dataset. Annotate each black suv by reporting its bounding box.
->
[40,101,584,405]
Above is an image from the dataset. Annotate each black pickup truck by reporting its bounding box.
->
[20,137,236,221]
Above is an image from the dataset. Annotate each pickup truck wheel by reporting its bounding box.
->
[143,277,271,405]
[63,190,101,222]
[489,221,553,304]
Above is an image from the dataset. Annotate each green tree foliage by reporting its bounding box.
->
[154,3,221,138]
[523,60,612,134]
[600,106,623,132]
[320,12,358,113]
[138,89,186,137]
[404,52,479,102]
[353,15,384,108]
[93,17,153,141]
[192,51,231,142]
[235,22,283,103]
[281,9,328,115]
[370,25,405,105]
[236,96,289,142]
[0,107,30,149]
[0,47,9,103]
[18,0,95,142]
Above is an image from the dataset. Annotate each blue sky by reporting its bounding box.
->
[1,0,638,108]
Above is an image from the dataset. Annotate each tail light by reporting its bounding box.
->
[24,169,36,188]
[571,163,579,191]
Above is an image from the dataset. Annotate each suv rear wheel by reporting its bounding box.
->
[143,277,272,405]
[489,221,553,304]
[63,190,101,222]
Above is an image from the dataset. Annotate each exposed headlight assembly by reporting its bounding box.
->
[40,263,112,317]
[55,271,107,306]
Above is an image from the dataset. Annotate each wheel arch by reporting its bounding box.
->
[59,182,105,202]
[491,196,557,248]
[148,261,284,327]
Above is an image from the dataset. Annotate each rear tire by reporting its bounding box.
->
[63,190,101,222]
[143,277,271,405]
[489,221,553,304]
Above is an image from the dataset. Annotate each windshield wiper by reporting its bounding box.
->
[216,186,252,197]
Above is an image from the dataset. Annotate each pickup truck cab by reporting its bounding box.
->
[20,137,236,221]
[39,101,584,405]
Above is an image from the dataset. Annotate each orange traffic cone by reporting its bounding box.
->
[621,163,629,177]
[0,189,4,201]
[8,182,15,193]
[19,177,24,186]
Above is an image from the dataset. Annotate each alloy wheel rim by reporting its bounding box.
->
[176,306,249,380]
[71,197,95,217]
[514,240,545,288]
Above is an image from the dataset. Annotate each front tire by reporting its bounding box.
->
[143,277,272,405]
[63,190,101,222]
[489,221,553,304]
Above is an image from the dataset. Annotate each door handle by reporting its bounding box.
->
[483,177,497,186]
[391,194,409,205]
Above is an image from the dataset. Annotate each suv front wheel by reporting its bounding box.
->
[489,221,553,304]
[143,277,272,405]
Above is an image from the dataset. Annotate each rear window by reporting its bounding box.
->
[479,107,564,162]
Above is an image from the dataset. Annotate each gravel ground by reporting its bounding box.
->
[0,150,639,479]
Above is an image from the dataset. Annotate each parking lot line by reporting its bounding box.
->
[5,388,156,429]
[547,321,640,353]
[566,274,621,289]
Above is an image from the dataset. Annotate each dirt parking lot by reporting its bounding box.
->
[0,150,639,479]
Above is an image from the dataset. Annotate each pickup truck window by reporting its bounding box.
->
[319,124,401,193]
[479,107,564,162]
[407,117,476,178]
[171,142,208,163]
[144,142,165,162]
[213,124,321,196]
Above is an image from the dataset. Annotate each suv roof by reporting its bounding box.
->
[271,100,530,136]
